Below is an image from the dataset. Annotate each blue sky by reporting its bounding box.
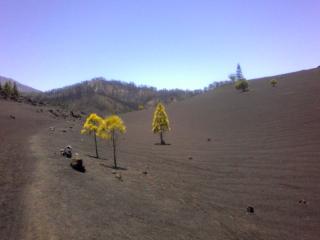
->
[0,0,319,91]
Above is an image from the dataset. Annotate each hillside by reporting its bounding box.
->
[1,67,320,240]
[0,76,40,93]
[31,77,202,114]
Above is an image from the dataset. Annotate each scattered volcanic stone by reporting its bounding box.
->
[70,157,85,173]
[142,171,148,175]
[61,145,72,158]
[115,172,123,181]
[62,129,67,133]
[70,110,81,119]
[48,109,59,117]
[207,138,211,142]
[188,156,193,160]
[247,206,254,213]
[9,115,15,120]
[298,199,307,204]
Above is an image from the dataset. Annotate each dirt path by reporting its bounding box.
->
[0,100,55,240]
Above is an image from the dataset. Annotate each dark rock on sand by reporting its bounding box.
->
[70,159,86,173]
[247,206,254,213]
[61,145,72,158]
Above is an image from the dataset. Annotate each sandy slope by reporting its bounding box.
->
[21,68,320,240]
[1,68,320,239]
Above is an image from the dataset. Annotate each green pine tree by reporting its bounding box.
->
[12,82,19,98]
[3,81,12,98]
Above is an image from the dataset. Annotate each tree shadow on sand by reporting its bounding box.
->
[154,143,171,146]
[86,154,109,161]
[100,163,127,171]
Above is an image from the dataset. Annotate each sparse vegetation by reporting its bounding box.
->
[98,115,126,169]
[138,104,144,110]
[81,113,103,158]
[152,102,170,145]
[270,79,278,87]
[235,79,249,92]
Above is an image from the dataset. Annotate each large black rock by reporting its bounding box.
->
[70,159,86,173]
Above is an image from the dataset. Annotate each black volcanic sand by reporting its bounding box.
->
[1,68,320,239]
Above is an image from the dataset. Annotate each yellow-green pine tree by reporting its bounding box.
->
[152,102,170,145]
[98,115,126,168]
[270,79,278,87]
[81,113,103,158]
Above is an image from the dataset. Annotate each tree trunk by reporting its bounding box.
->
[112,130,117,169]
[160,131,165,145]
[94,132,99,158]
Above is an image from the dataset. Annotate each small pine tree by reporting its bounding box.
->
[12,82,19,98]
[235,79,249,92]
[228,74,236,82]
[98,115,126,169]
[81,113,103,158]
[152,102,170,145]
[236,64,244,80]
[3,81,12,98]
[270,79,278,87]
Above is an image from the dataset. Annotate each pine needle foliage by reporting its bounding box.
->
[98,115,126,168]
[152,102,170,144]
[81,113,103,158]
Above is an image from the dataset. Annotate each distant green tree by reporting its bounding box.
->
[270,79,278,87]
[236,64,244,80]
[3,81,12,98]
[0,82,2,92]
[235,79,249,92]
[228,74,236,82]
[12,82,19,98]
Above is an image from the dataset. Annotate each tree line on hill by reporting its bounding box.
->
[30,77,202,114]
[0,81,20,99]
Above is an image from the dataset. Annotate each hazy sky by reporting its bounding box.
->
[0,0,319,91]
